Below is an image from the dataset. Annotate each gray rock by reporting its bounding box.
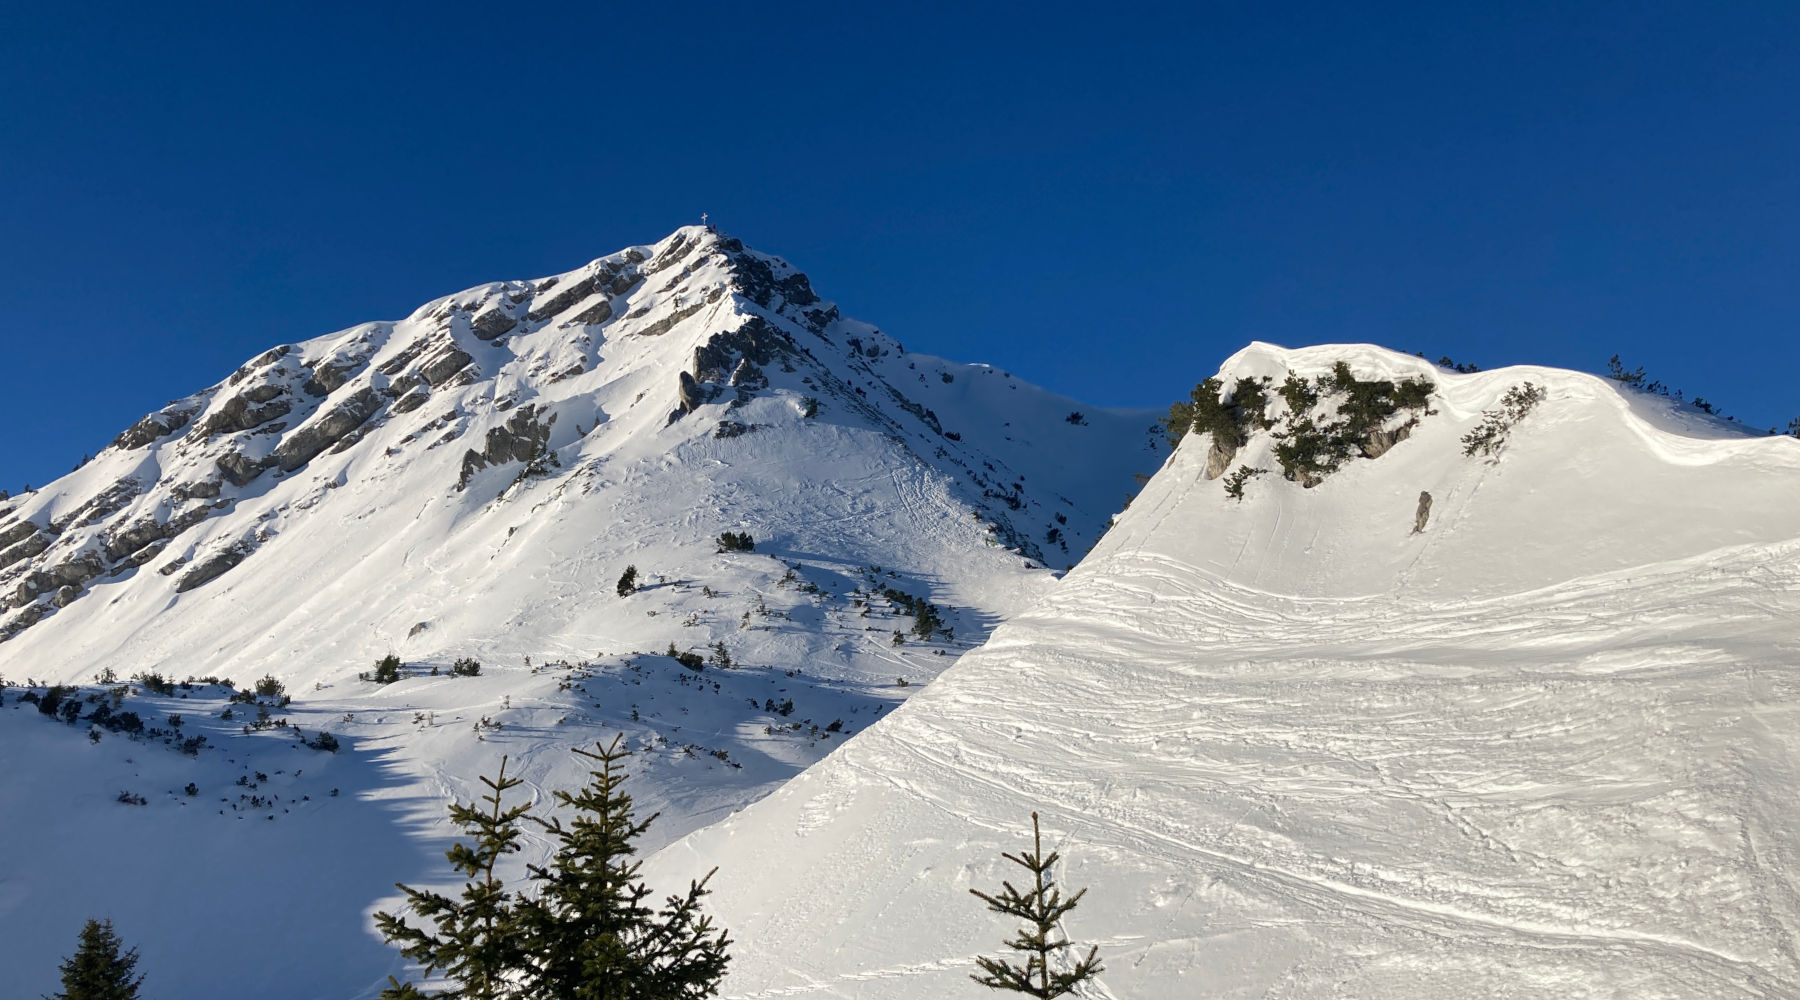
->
[418,347,474,387]
[0,601,52,642]
[302,356,365,396]
[216,451,270,487]
[0,530,49,572]
[729,358,769,390]
[456,405,558,490]
[108,539,170,577]
[244,383,285,404]
[111,406,198,451]
[1413,491,1433,534]
[194,393,293,438]
[101,506,211,562]
[1204,439,1238,480]
[1362,421,1416,460]
[0,520,38,551]
[273,388,383,472]
[638,301,707,338]
[53,585,78,608]
[569,298,614,327]
[471,306,518,341]
[175,543,252,593]
[393,389,432,414]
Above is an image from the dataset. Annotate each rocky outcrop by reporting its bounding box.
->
[0,601,51,642]
[0,529,50,572]
[15,551,106,604]
[101,506,212,562]
[54,478,142,532]
[194,391,293,438]
[1362,421,1417,460]
[670,371,715,424]
[418,347,474,387]
[175,542,253,593]
[216,451,270,487]
[302,356,365,396]
[274,388,383,472]
[456,405,558,490]
[638,301,708,338]
[717,239,820,309]
[1204,439,1237,480]
[527,262,640,324]
[0,520,39,551]
[729,358,769,390]
[111,405,198,451]
[1413,491,1433,534]
[569,298,614,327]
[471,306,519,341]
[393,389,432,414]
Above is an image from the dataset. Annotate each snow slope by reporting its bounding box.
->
[0,227,1163,998]
[645,343,1800,999]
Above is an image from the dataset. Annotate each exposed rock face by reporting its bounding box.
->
[0,520,40,552]
[53,585,78,608]
[0,530,50,572]
[273,388,383,472]
[1413,491,1433,534]
[1204,439,1238,480]
[55,478,142,531]
[216,451,269,487]
[102,506,212,562]
[195,392,293,438]
[15,551,106,604]
[716,237,820,308]
[175,542,252,593]
[471,306,519,341]
[111,405,198,451]
[302,356,365,396]
[670,371,715,423]
[393,389,432,414]
[638,301,708,338]
[569,298,614,327]
[456,405,557,490]
[418,347,474,387]
[1363,422,1416,460]
[729,358,769,390]
[526,261,640,324]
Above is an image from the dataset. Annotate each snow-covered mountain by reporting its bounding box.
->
[644,342,1800,999]
[0,227,1163,998]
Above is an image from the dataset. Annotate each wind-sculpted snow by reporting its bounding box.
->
[645,344,1800,999]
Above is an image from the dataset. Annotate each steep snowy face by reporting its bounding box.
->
[646,343,1800,999]
[0,226,1159,672]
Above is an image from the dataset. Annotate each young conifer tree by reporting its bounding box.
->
[48,918,144,1000]
[517,735,731,1000]
[970,812,1103,999]
[375,757,533,999]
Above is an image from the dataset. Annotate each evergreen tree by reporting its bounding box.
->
[47,918,144,1000]
[518,735,730,1000]
[375,757,533,999]
[970,813,1103,999]
[377,739,730,1000]
[616,565,639,598]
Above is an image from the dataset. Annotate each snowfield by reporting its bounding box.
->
[643,343,1800,999]
[5,234,1794,999]
[0,227,1160,998]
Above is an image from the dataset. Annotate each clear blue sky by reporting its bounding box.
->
[4,1,1797,492]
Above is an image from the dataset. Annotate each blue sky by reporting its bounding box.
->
[4,1,1797,491]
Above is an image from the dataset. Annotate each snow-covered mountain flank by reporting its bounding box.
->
[0,227,1163,997]
[644,343,1800,999]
